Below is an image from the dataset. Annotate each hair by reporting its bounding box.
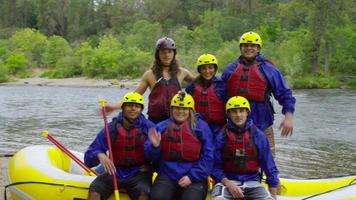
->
[193,75,213,88]
[151,50,179,79]
[188,109,196,130]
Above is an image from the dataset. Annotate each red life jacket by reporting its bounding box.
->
[112,124,146,167]
[161,121,202,162]
[222,127,260,174]
[227,62,268,102]
[148,77,181,119]
[192,83,225,125]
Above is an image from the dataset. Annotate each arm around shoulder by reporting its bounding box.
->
[181,67,196,82]
[134,70,152,94]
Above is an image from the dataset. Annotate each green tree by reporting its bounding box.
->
[75,41,94,74]
[36,0,67,36]
[6,52,29,76]
[121,20,162,51]
[43,35,72,68]
[0,60,9,82]
[10,28,47,67]
[66,0,96,40]
[83,35,123,78]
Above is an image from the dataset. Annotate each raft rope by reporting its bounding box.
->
[0,154,14,157]
[301,181,356,199]
[4,181,89,200]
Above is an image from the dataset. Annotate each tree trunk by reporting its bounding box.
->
[310,37,321,74]
[323,40,330,72]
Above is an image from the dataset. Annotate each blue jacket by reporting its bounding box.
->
[222,54,296,130]
[84,112,155,180]
[145,116,214,182]
[212,119,279,188]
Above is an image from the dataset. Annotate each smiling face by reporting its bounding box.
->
[158,49,175,66]
[198,64,216,80]
[122,103,143,121]
[172,106,190,123]
[240,43,260,61]
[227,108,249,127]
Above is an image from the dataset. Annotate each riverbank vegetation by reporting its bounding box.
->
[0,0,355,88]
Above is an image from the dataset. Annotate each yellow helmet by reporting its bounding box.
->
[121,92,144,108]
[196,53,218,67]
[239,31,262,48]
[170,91,195,110]
[226,96,251,112]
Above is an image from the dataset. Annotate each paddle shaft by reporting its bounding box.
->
[100,102,120,200]
[43,131,98,176]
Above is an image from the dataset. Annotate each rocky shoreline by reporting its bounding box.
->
[0,77,140,89]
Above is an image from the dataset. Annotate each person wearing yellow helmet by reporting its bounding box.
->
[105,37,195,124]
[211,96,279,200]
[146,91,214,200]
[85,92,155,200]
[222,31,296,156]
[186,54,227,135]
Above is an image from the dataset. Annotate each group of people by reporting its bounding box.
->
[84,31,296,200]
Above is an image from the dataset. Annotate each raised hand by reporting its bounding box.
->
[148,128,161,148]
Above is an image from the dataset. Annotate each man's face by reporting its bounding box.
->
[227,108,249,127]
[240,43,260,61]
[122,103,143,121]
[198,64,216,80]
[158,49,175,66]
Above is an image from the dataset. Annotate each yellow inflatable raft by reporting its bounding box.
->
[6,145,356,200]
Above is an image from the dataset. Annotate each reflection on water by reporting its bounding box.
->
[1,86,355,178]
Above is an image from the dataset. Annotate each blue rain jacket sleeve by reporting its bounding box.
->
[185,82,194,95]
[212,120,279,188]
[256,54,296,115]
[221,54,296,130]
[145,117,214,182]
[84,112,155,180]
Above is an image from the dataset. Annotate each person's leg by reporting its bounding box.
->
[150,174,178,200]
[122,171,152,200]
[264,126,275,157]
[243,185,274,200]
[88,173,114,200]
[180,180,208,200]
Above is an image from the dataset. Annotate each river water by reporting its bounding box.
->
[0,85,355,179]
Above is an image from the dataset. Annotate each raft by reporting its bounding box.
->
[6,145,356,200]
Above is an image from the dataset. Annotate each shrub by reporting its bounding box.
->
[293,74,341,89]
[0,60,9,82]
[6,52,29,76]
[347,79,356,89]
[43,36,73,68]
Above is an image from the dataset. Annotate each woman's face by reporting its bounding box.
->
[199,64,216,80]
[158,49,175,66]
[172,107,190,123]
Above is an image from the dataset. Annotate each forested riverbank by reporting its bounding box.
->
[0,0,355,89]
